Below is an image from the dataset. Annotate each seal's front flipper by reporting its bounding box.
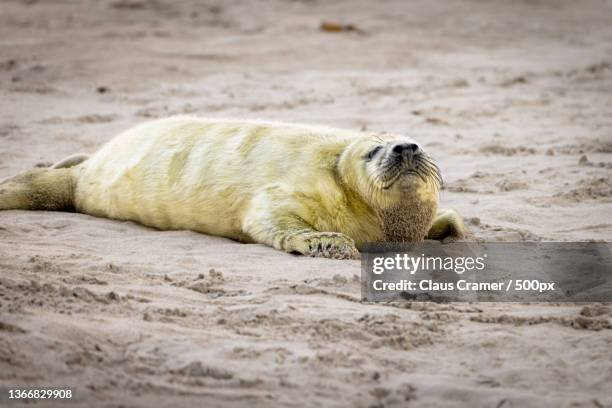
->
[242,199,359,259]
[284,231,359,259]
[427,209,465,241]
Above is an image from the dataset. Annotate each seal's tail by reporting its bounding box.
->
[0,168,76,211]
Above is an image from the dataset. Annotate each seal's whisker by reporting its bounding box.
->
[415,155,442,188]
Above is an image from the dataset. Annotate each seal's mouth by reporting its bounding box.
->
[376,145,442,190]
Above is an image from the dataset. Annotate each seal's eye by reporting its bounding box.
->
[365,146,382,160]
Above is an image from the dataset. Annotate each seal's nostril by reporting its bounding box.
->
[392,144,407,154]
[392,143,419,154]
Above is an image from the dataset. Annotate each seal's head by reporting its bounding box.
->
[338,135,442,210]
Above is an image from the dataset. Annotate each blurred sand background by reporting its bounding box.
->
[1,0,611,406]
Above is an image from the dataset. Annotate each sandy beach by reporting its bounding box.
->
[1,0,611,406]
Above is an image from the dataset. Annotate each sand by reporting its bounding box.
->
[1,0,611,406]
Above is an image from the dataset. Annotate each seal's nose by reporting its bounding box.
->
[392,143,419,155]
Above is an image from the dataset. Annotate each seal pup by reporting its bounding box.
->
[0,116,464,259]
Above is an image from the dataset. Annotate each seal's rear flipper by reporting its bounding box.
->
[51,153,89,169]
[427,209,465,241]
[0,168,75,211]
